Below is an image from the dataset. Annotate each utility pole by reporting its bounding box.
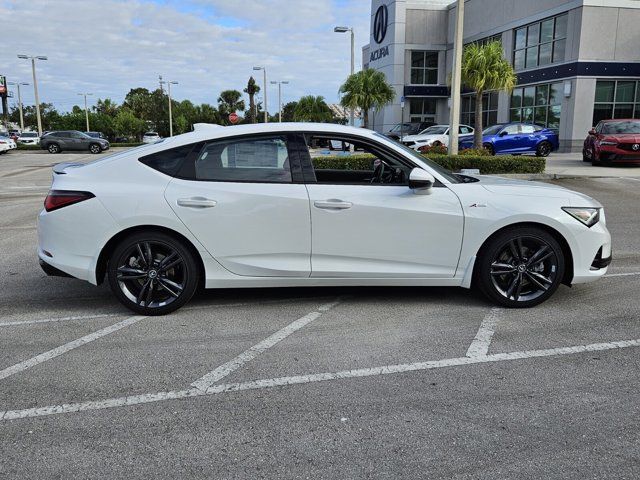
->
[17,55,47,136]
[9,82,29,131]
[448,0,464,155]
[78,93,93,132]
[270,81,289,122]
[167,81,178,136]
[159,75,164,93]
[334,26,355,126]
[253,67,268,123]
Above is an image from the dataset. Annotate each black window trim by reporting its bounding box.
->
[295,131,445,188]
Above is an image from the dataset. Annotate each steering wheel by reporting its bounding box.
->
[370,159,386,184]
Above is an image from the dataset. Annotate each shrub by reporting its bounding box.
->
[312,153,545,175]
[458,147,492,156]
[417,144,448,155]
[16,144,41,150]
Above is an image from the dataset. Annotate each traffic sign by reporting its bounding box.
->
[228,112,239,124]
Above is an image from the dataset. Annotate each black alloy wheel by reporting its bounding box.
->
[477,227,565,308]
[536,141,552,157]
[48,143,60,154]
[108,232,199,315]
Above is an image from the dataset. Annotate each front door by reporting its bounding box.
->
[164,134,311,277]
[301,133,464,278]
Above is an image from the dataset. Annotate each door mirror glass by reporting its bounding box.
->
[499,130,508,137]
[409,168,435,194]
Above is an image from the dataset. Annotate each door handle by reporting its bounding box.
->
[177,197,217,208]
[314,200,353,210]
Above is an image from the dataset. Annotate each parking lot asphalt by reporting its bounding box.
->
[1,151,639,479]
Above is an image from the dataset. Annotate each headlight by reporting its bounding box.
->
[562,207,600,227]
[599,141,617,146]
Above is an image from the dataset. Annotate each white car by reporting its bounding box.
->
[142,132,161,144]
[0,136,17,153]
[402,124,474,151]
[38,123,611,315]
[17,131,40,145]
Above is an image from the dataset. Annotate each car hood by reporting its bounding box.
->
[601,134,640,143]
[464,175,602,206]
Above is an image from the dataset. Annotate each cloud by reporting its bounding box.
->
[0,0,371,113]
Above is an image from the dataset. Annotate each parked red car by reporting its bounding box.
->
[583,119,640,165]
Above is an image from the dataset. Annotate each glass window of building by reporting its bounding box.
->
[409,98,437,123]
[593,80,640,125]
[510,82,562,130]
[513,13,568,70]
[461,92,499,128]
[410,51,439,85]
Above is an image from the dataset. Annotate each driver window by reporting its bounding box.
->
[305,135,411,186]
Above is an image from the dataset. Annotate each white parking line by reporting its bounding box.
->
[604,272,640,278]
[191,298,342,391]
[0,315,146,381]
[466,308,502,357]
[0,313,120,328]
[2,337,639,421]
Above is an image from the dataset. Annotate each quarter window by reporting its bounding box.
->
[410,51,438,85]
[195,136,292,183]
[139,143,196,176]
[513,13,567,70]
[593,80,640,125]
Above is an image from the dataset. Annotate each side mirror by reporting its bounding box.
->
[588,129,596,135]
[409,168,435,194]
[499,131,508,137]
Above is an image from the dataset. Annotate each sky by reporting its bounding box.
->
[0,0,372,113]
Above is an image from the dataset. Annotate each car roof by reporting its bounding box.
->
[600,118,638,122]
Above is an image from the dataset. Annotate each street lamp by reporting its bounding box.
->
[8,81,29,131]
[77,92,93,132]
[334,26,355,126]
[164,81,178,136]
[270,81,289,122]
[253,66,268,123]
[17,55,47,136]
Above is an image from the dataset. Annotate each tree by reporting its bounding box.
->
[94,98,119,117]
[243,77,260,124]
[113,108,145,139]
[293,96,333,123]
[217,90,245,124]
[460,41,517,148]
[123,88,153,121]
[339,68,395,129]
[281,101,298,122]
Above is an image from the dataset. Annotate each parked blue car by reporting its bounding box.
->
[459,123,559,157]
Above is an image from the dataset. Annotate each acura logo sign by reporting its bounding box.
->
[633,144,640,151]
[373,5,388,44]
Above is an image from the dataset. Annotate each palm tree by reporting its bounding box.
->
[339,69,395,129]
[461,41,517,148]
[293,95,333,123]
[243,77,260,124]
[217,90,245,123]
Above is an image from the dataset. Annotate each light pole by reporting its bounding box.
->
[17,55,47,136]
[270,81,289,122]
[334,26,355,126]
[253,66,268,123]
[8,81,29,131]
[77,92,93,132]
[448,0,464,155]
[166,81,178,136]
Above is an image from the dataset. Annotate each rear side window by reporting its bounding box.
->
[194,136,292,183]
[139,143,196,176]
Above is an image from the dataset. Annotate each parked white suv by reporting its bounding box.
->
[0,135,17,154]
[142,132,161,144]
[402,124,474,151]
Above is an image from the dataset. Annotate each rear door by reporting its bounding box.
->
[164,134,311,277]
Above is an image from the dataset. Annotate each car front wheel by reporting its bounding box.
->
[89,143,102,154]
[107,232,199,315]
[47,143,60,154]
[476,226,565,308]
[483,143,495,156]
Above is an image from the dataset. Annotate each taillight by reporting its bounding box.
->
[44,190,95,212]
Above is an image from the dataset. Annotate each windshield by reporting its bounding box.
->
[21,132,38,137]
[374,132,460,183]
[483,124,505,135]
[601,121,640,134]
[144,132,158,136]
[420,126,448,135]
[390,123,411,133]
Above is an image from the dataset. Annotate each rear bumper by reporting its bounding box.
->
[39,257,73,278]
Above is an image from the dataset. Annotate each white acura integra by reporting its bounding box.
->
[38,123,611,315]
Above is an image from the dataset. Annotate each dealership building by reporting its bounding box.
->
[363,0,640,151]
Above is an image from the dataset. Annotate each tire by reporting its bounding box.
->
[483,143,495,156]
[582,148,591,162]
[89,143,102,154]
[47,143,60,154]
[535,141,552,157]
[432,140,442,147]
[107,232,200,315]
[475,226,565,308]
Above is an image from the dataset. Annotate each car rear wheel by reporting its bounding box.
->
[476,226,565,308]
[89,143,102,154]
[535,141,552,157]
[107,232,199,315]
[47,143,60,154]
